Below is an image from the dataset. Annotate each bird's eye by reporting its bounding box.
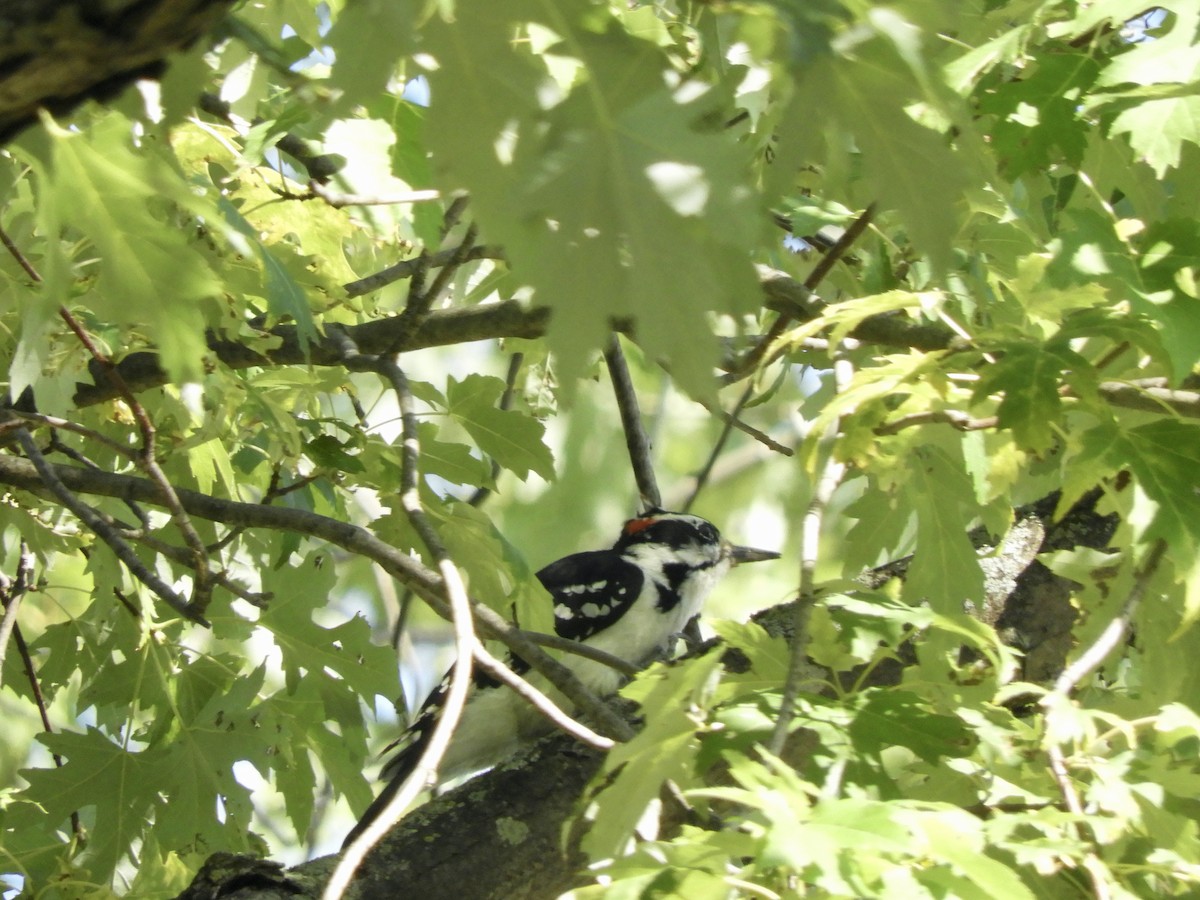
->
[698,522,719,543]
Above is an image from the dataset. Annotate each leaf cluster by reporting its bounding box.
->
[1,1,1200,898]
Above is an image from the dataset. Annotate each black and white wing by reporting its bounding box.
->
[536,549,645,641]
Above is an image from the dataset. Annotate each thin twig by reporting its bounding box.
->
[683,385,752,513]
[1090,381,1200,418]
[55,307,215,613]
[518,628,641,677]
[468,352,524,507]
[112,525,271,607]
[304,182,441,207]
[10,618,84,842]
[1045,741,1113,899]
[734,204,877,377]
[440,195,471,238]
[472,642,617,749]
[874,409,1000,435]
[2,412,138,460]
[400,200,475,321]
[343,244,502,298]
[413,224,479,321]
[605,335,661,510]
[0,542,35,690]
[688,393,793,456]
[1038,539,1168,900]
[205,470,321,555]
[0,223,41,281]
[1050,539,1167,697]
[390,213,481,354]
[328,353,478,899]
[12,428,208,625]
[767,357,853,755]
[38,425,158,533]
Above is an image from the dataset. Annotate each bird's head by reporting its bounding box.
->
[614,510,779,576]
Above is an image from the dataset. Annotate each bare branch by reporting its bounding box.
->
[344,244,503,299]
[605,335,661,510]
[472,642,618,749]
[1049,539,1167,697]
[688,393,794,457]
[329,352,478,900]
[307,182,441,207]
[5,598,84,841]
[57,306,215,612]
[734,204,878,377]
[3,412,138,459]
[390,219,481,354]
[0,542,34,691]
[71,300,547,407]
[1092,381,1200,418]
[10,428,209,625]
[113,526,270,607]
[875,409,1000,435]
[518,628,640,678]
[768,357,853,755]
[682,385,752,513]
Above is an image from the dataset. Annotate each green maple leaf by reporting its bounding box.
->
[789,14,975,274]
[259,553,400,698]
[445,374,554,481]
[423,6,760,396]
[30,114,225,384]
[902,444,985,614]
[972,342,1085,451]
[16,728,155,881]
[1076,420,1200,553]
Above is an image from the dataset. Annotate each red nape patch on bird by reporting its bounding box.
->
[623,517,658,536]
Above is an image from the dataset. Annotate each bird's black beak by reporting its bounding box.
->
[728,544,780,566]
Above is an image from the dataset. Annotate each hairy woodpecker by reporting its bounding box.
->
[344,510,778,846]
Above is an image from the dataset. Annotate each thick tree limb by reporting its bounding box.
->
[65,277,1200,427]
[71,302,551,407]
[0,0,235,143]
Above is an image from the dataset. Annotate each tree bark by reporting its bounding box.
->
[0,0,234,142]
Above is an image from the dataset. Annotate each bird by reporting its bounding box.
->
[343,509,778,846]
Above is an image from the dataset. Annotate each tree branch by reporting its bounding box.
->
[733,204,878,377]
[0,451,634,741]
[344,244,503,299]
[0,0,235,143]
[604,335,661,510]
[327,353,479,900]
[0,542,34,691]
[70,301,551,407]
[768,356,852,755]
[10,428,209,625]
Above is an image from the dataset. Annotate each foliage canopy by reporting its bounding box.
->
[2,1,1200,898]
